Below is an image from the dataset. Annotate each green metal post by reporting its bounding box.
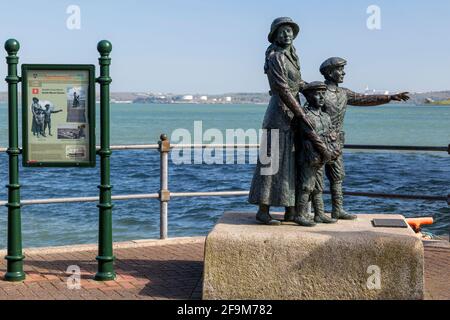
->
[4,39,25,282]
[95,40,115,281]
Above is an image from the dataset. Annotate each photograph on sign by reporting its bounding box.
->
[22,65,95,167]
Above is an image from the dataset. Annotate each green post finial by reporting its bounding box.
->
[97,40,112,56]
[4,39,20,55]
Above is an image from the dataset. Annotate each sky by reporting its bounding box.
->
[0,0,449,94]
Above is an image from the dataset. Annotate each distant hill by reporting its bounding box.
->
[425,98,450,105]
[407,91,450,105]
[0,91,142,104]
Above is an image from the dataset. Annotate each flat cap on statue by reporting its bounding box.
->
[268,17,300,43]
[302,81,328,92]
[319,57,347,75]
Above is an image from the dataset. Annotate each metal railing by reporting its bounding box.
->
[1,139,450,240]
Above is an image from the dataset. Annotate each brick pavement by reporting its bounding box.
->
[423,241,450,300]
[0,237,448,300]
[0,237,205,300]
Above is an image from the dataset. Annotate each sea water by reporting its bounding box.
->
[0,103,449,248]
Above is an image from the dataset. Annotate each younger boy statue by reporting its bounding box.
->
[294,82,340,226]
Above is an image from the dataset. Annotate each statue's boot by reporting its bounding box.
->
[294,194,316,227]
[256,205,281,226]
[330,182,357,220]
[312,193,337,224]
[284,206,296,222]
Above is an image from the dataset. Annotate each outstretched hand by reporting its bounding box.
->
[390,92,410,102]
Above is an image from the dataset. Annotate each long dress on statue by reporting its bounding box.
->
[248,45,304,207]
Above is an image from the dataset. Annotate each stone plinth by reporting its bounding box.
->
[203,212,424,300]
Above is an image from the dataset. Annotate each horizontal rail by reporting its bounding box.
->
[1,144,449,153]
[107,145,159,150]
[167,144,450,153]
[344,144,449,153]
[165,190,450,204]
[171,191,250,197]
[0,193,159,206]
[1,190,448,207]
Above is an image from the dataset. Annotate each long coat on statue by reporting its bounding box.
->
[248,44,305,207]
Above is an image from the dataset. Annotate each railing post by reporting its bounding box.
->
[158,134,170,240]
[4,39,25,282]
[95,40,115,281]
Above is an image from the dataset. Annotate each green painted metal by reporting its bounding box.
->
[21,64,96,167]
[4,39,25,282]
[95,40,116,281]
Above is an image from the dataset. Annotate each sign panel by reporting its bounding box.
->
[22,65,96,167]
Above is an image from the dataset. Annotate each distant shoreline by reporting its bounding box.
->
[1,101,450,107]
[0,90,449,105]
[425,99,450,106]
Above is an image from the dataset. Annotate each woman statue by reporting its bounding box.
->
[31,97,40,136]
[248,17,333,226]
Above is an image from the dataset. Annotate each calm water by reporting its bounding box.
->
[0,103,449,249]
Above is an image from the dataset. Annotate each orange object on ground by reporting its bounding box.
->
[406,217,434,233]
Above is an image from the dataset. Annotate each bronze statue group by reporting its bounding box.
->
[249,17,410,226]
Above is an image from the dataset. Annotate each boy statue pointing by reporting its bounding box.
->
[319,57,409,220]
